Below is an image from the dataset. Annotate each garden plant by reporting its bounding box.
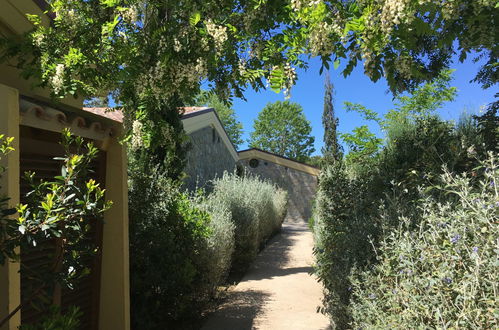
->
[312,76,498,328]
[0,130,111,328]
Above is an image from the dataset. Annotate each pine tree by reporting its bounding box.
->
[322,73,342,163]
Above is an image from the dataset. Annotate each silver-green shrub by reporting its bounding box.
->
[350,153,499,328]
[210,172,288,272]
[194,195,235,298]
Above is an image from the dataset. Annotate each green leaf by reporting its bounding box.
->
[100,0,120,7]
[190,12,201,26]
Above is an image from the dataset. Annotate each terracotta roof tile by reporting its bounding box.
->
[179,106,211,115]
[83,107,124,123]
[82,106,212,123]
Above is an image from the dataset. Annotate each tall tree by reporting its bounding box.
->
[249,101,315,162]
[195,92,244,148]
[321,73,342,163]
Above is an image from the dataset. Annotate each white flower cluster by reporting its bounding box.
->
[173,38,182,52]
[393,55,414,80]
[290,0,322,12]
[136,56,207,101]
[56,7,79,27]
[172,58,207,87]
[121,6,139,24]
[309,21,335,56]
[135,60,166,99]
[380,0,413,33]
[205,19,228,53]
[238,59,247,77]
[32,32,45,47]
[130,120,143,150]
[284,62,296,87]
[51,63,65,94]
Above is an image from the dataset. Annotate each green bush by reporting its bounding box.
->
[313,114,496,328]
[129,165,211,328]
[129,168,287,328]
[350,154,499,328]
[210,173,288,273]
[193,193,235,299]
[313,163,382,328]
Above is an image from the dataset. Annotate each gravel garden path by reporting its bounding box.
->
[202,216,330,330]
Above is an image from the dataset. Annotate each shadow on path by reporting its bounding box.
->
[202,290,271,330]
[202,218,330,330]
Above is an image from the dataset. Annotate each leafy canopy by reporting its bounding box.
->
[1,0,495,120]
[0,1,495,174]
[249,101,315,162]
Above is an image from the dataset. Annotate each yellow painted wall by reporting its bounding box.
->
[99,132,131,330]
[0,2,130,328]
[0,84,21,330]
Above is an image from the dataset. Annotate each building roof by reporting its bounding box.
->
[82,106,212,123]
[238,148,320,176]
[82,106,239,161]
[83,107,125,123]
[81,107,322,175]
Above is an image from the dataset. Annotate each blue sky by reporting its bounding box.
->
[233,56,497,155]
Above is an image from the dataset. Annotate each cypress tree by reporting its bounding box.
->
[321,73,342,163]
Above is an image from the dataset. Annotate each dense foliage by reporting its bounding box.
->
[129,163,287,327]
[129,164,211,327]
[249,101,315,162]
[350,155,498,328]
[340,70,457,167]
[313,93,498,328]
[1,0,495,111]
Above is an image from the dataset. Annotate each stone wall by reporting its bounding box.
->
[183,126,237,191]
[239,158,318,220]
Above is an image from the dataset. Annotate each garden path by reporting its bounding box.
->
[202,216,330,330]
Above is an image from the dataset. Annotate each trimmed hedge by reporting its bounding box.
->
[210,173,288,273]
[129,169,288,328]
